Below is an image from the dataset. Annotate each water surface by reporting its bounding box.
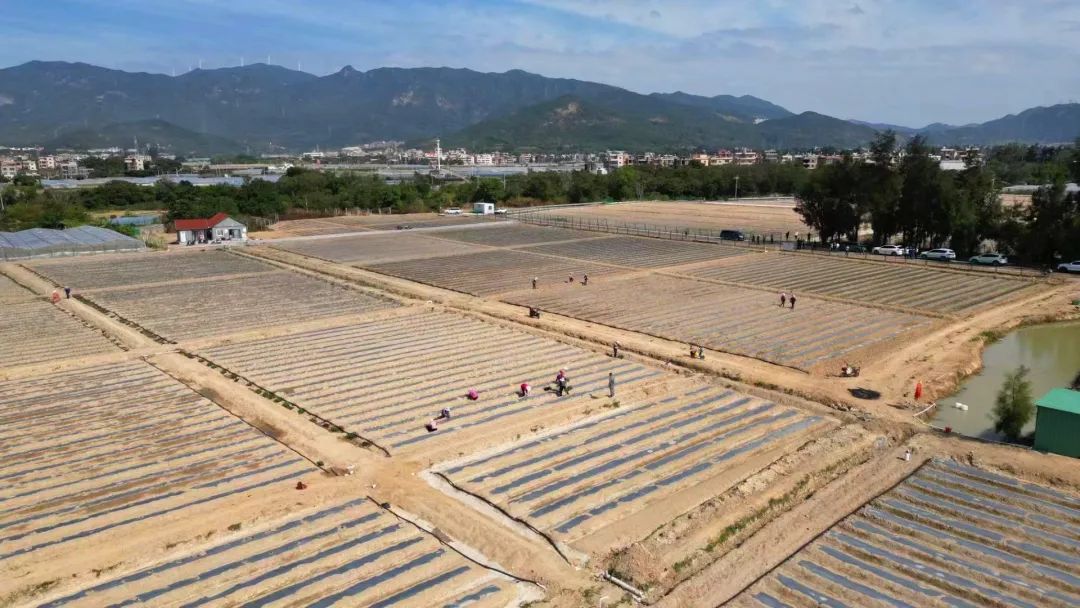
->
[934,320,1080,439]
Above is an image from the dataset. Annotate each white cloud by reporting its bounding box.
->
[3,0,1078,125]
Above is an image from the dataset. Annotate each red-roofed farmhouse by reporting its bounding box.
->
[172,213,247,245]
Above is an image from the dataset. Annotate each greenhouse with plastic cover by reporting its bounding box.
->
[0,226,144,260]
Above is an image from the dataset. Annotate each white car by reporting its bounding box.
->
[919,248,956,261]
[872,245,906,256]
[1056,260,1080,273]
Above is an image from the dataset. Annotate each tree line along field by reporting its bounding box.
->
[35,496,522,608]
[686,252,1040,314]
[271,233,491,265]
[505,274,934,371]
[0,300,121,368]
[73,271,397,342]
[367,249,629,297]
[197,310,665,459]
[27,250,277,291]
[729,460,1080,608]
[437,384,833,556]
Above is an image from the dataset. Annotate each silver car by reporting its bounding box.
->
[919,248,956,261]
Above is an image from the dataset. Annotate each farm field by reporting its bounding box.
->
[0,300,120,367]
[198,310,665,458]
[522,235,748,269]
[81,270,396,341]
[505,274,934,370]
[0,272,34,303]
[427,224,601,247]
[259,217,371,237]
[438,384,833,553]
[0,360,312,573]
[353,214,495,231]
[27,250,276,290]
[367,249,627,296]
[35,495,521,608]
[521,200,810,238]
[271,232,490,265]
[729,459,1080,608]
[687,252,1038,314]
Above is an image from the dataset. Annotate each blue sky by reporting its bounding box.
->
[3,0,1078,126]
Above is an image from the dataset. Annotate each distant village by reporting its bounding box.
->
[0,139,983,188]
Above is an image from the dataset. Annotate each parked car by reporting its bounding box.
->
[969,252,1008,266]
[719,229,746,241]
[1056,260,1080,273]
[833,241,866,253]
[919,248,956,261]
[872,244,906,256]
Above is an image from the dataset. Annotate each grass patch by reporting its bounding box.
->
[978,329,1005,344]
[227,522,242,532]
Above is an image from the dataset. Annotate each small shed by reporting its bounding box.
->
[473,202,495,215]
[1034,388,1080,458]
[173,213,247,245]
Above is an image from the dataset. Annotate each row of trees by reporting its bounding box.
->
[795,134,1080,264]
[0,163,813,231]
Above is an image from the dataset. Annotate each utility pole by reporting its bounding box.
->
[734,175,739,200]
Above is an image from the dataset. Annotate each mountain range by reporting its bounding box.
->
[0,61,1076,154]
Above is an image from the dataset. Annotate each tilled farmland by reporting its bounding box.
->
[0,360,312,569]
[438,384,832,553]
[730,459,1080,608]
[506,274,933,370]
[0,273,35,303]
[522,201,811,237]
[0,300,121,367]
[367,249,627,296]
[35,496,521,608]
[27,250,276,290]
[427,224,600,247]
[198,310,664,458]
[272,232,490,264]
[521,235,748,269]
[687,252,1037,313]
[80,271,397,341]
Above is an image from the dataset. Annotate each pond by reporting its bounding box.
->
[934,320,1080,440]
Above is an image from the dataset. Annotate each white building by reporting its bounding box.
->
[0,162,18,179]
[474,153,495,166]
[124,154,149,172]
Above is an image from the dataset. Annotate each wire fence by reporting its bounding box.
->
[509,210,1054,279]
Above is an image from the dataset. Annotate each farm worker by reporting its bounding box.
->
[611,342,621,358]
[789,294,797,310]
[466,389,479,401]
[914,382,923,401]
[50,290,60,303]
[438,408,451,420]
[63,286,72,299]
[426,420,438,432]
[779,292,787,307]
[295,481,307,490]
[555,370,569,396]
[520,382,531,397]
[568,274,574,284]
[904,448,912,462]
[608,372,616,398]
[583,274,589,286]
[532,277,538,289]
[698,345,706,360]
